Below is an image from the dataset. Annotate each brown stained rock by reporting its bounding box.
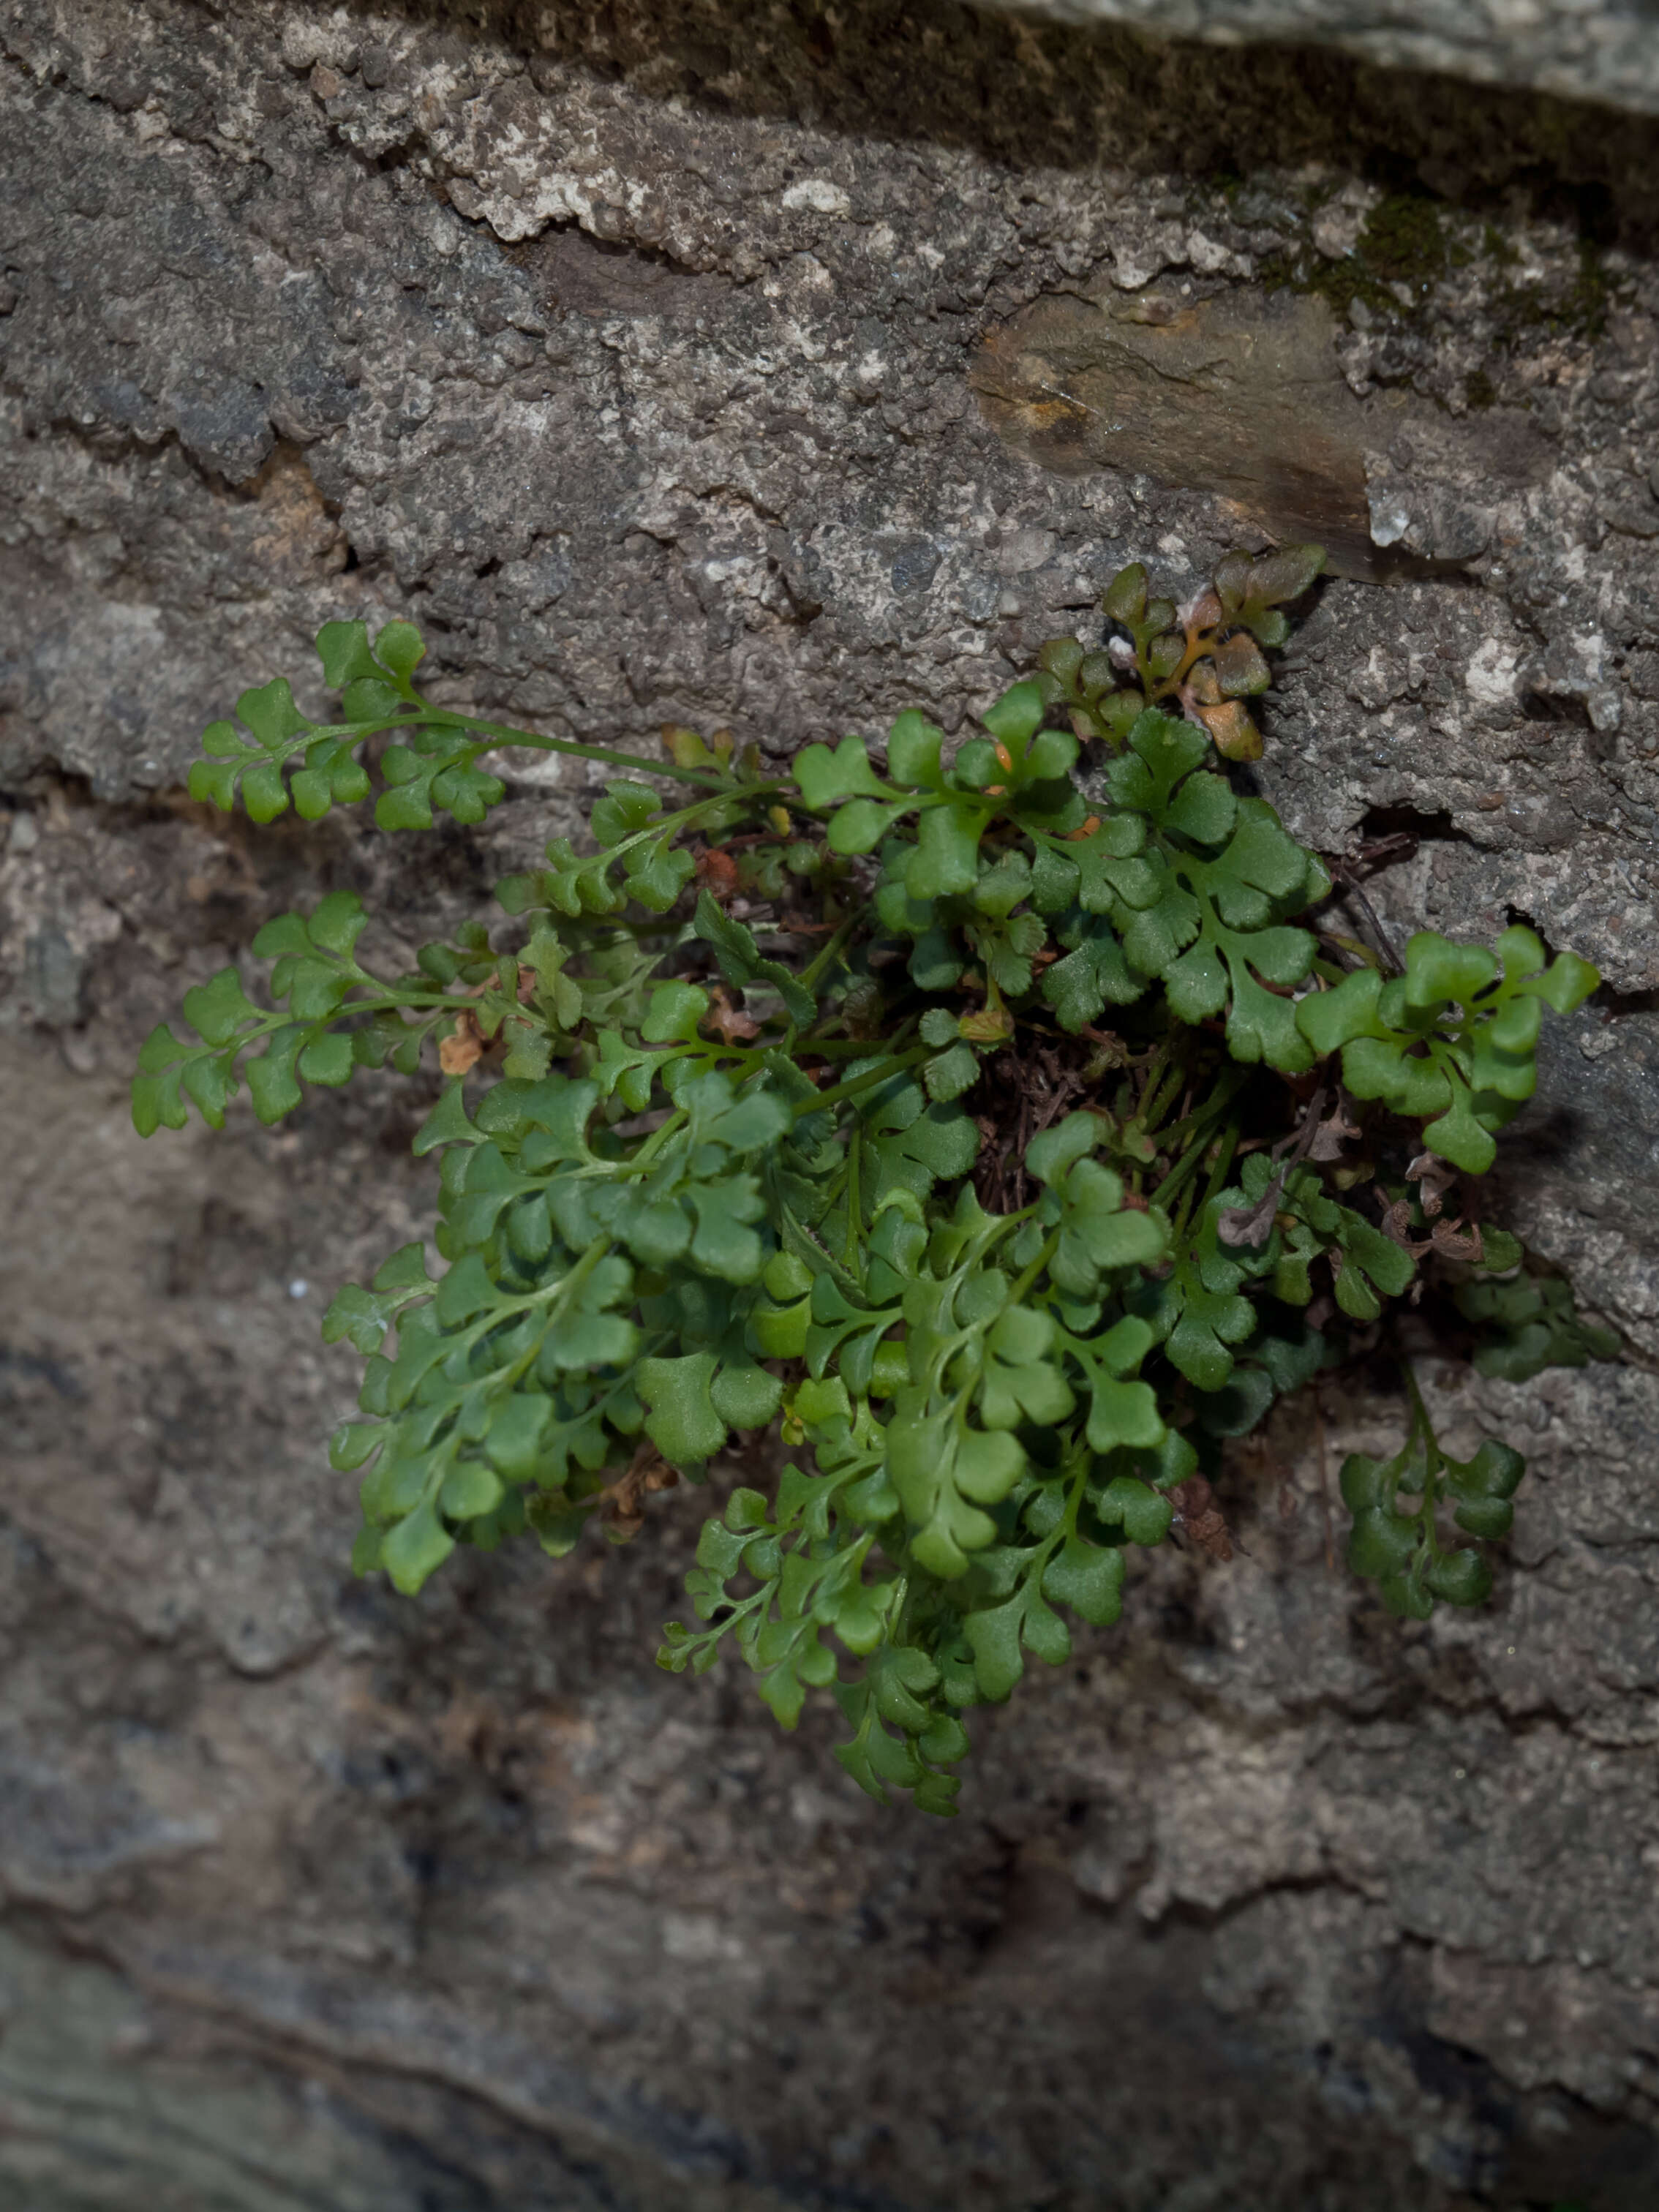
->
[974,287,1381,575]
[972,285,1554,579]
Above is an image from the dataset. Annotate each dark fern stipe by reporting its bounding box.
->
[134,547,1617,1814]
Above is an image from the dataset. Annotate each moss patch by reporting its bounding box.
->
[1263,189,1615,347]
[1493,241,1613,341]
[1261,190,1461,324]
[1363,193,1467,285]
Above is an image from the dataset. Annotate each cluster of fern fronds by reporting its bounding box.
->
[133,546,1615,1812]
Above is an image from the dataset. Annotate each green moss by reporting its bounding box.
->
[1491,242,1613,342]
[1263,189,1612,350]
[1258,246,1394,323]
[1553,242,1613,338]
[1362,193,1452,285]
[1464,368,1497,411]
[1260,189,1460,324]
[1482,222,1521,268]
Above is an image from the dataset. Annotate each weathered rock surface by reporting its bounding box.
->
[4,1,1659,2206]
[981,0,1659,118]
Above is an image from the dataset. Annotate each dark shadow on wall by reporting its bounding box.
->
[296,0,1659,236]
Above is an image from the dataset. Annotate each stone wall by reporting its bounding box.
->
[982,0,1659,117]
[3,3,1658,2206]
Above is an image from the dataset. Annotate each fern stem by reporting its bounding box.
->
[613,1111,688,1177]
[1154,1061,1249,1154]
[439,711,797,800]
[844,1125,863,1280]
[1400,1356,1445,1563]
[797,904,868,993]
[1007,1227,1062,1306]
[800,1046,931,1120]
[1137,1052,1189,1135]
[1148,1089,1241,1213]
[1197,1119,1244,1211]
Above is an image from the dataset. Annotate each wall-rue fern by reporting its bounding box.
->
[133,549,1616,1814]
